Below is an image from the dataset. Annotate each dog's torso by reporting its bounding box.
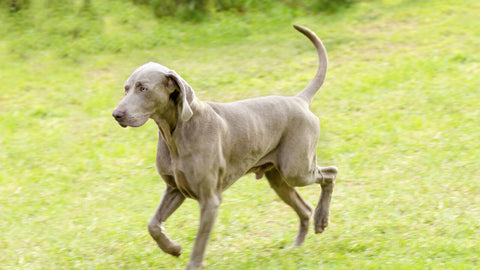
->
[156,95,320,199]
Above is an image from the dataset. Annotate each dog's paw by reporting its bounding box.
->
[170,244,182,257]
[149,224,183,257]
[159,241,182,257]
[314,206,329,234]
[156,242,182,257]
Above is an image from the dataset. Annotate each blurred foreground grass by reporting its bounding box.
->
[1,0,479,269]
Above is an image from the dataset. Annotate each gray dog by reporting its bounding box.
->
[113,25,337,270]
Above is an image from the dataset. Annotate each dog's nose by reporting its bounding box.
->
[112,109,125,121]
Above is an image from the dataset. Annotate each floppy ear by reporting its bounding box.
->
[167,70,195,121]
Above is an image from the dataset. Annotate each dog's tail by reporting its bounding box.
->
[293,25,328,104]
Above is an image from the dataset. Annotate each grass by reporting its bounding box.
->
[1,0,479,269]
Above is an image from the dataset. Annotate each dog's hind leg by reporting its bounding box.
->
[276,137,338,234]
[148,182,185,257]
[265,168,313,246]
[314,166,337,234]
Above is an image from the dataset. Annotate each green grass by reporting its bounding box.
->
[1,0,479,269]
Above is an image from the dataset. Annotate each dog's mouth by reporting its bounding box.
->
[113,111,149,128]
[116,118,148,128]
[113,118,128,128]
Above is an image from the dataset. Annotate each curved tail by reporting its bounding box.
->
[293,25,328,104]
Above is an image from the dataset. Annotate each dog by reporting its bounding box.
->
[113,25,337,270]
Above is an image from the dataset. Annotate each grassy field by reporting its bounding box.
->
[1,0,479,269]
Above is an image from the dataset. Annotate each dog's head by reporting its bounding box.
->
[112,62,195,128]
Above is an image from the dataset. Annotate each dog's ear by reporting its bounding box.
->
[167,70,195,121]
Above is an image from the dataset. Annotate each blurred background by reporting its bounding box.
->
[1,0,479,269]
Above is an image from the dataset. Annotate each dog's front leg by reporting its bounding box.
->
[185,194,221,270]
[148,184,185,257]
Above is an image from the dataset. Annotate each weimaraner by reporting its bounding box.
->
[112,25,337,270]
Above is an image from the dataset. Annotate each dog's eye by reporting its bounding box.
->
[139,86,147,92]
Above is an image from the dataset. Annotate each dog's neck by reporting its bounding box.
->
[152,98,201,158]
[151,98,179,157]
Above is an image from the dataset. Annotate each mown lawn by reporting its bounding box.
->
[1,0,479,269]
